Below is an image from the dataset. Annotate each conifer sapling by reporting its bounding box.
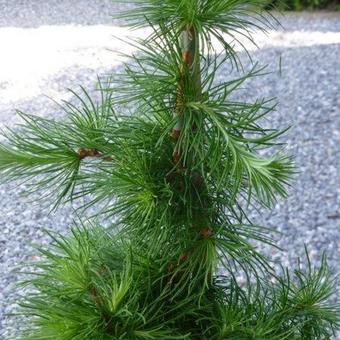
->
[0,0,338,338]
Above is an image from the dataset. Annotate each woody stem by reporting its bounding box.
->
[171,25,201,145]
[170,26,213,284]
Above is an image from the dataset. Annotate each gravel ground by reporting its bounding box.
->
[0,1,339,338]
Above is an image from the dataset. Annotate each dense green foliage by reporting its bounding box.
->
[15,227,338,339]
[0,0,338,338]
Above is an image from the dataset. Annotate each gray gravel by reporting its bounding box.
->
[0,1,339,338]
[277,12,340,32]
[0,0,131,27]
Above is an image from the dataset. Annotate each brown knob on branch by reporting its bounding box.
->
[200,227,213,239]
[77,148,113,161]
[167,252,188,274]
[78,148,100,159]
[178,252,188,263]
[171,129,181,141]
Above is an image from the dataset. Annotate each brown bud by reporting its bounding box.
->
[78,148,100,159]
[182,50,191,64]
[171,129,181,141]
[90,286,97,297]
[200,227,213,239]
[178,252,188,263]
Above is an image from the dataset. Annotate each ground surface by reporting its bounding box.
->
[0,1,339,338]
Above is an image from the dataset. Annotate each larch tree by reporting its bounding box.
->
[0,1,338,338]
